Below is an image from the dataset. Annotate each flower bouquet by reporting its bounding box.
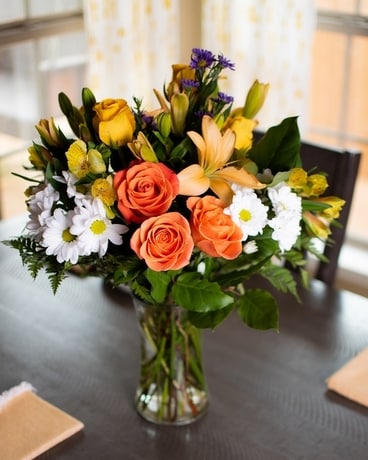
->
[5,48,345,424]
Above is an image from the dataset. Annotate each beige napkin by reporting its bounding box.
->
[0,382,84,460]
[326,347,368,407]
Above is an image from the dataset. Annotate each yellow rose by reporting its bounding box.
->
[224,116,257,151]
[93,98,135,148]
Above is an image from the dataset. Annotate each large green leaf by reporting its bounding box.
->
[146,269,174,303]
[237,289,279,331]
[187,304,234,329]
[171,272,233,311]
[248,117,301,173]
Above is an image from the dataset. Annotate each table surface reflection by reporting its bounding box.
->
[1,215,368,460]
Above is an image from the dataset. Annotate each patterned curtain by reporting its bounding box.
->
[83,0,315,133]
[201,0,316,134]
[83,0,180,107]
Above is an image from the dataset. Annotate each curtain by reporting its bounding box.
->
[83,0,315,134]
[83,0,180,107]
[201,0,316,134]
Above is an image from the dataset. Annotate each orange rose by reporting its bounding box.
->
[93,98,135,147]
[187,195,243,259]
[130,212,193,271]
[114,161,179,224]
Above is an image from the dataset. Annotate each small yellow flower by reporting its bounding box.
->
[314,196,346,220]
[91,176,116,218]
[66,140,106,179]
[304,174,328,197]
[287,168,308,190]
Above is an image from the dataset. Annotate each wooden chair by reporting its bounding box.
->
[253,132,361,285]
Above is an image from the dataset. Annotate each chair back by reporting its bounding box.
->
[299,140,361,285]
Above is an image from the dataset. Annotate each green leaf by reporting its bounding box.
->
[187,304,233,329]
[145,269,174,303]
[171,272,233,311]
[260,264,299,299]
[238,289,279,331]
[248,117,301,173]
[169,136,192,160]
[302,199,332,212]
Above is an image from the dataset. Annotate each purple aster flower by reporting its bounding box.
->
[181,79,200,89]
[212,92,234,104]
[217,53,235,71]
[190,48,215,70]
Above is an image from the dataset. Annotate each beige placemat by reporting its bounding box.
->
[0,382,84,460]
[326,347,368,407]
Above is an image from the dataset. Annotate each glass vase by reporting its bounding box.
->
[132,296,209,425]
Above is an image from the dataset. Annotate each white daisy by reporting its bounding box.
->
[225,187,268,241]
[268,182,302,217]
[268,182,302,252]
[268,212,301,252]
[70,197,128,257]
[26,183,60,240]
[42,209,84,264]
[53,170,85,200]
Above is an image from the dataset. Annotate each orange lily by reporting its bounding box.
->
[177,115,265,205]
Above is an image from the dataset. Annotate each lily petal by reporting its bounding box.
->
[186,130,206,167]
[177,164,210,196]
[216,166,265,189]
[209,177,234,205]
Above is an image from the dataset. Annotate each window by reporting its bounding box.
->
[307,0,368,245]
[0,0,86,217]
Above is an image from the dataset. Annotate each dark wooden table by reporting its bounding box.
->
[1,215,368,459]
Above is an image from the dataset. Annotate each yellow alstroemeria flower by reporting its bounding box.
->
[314,196,346,220]
[66,140,106,179]
[91,175,116,219]
[177,115,265,205]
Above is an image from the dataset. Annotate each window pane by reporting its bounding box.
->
[0,1,26,23]
[0,42,39,140]
[309,30,346,131]
[315,0,357,13]
[360,0,368,16]
[346,36,368,139]
[29,0,82,17]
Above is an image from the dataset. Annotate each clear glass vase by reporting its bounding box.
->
[132,296,209,425]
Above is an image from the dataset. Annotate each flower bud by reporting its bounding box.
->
[156,112,171,138]
[128,132,158,162]
[35,117,64,147]
[170,93,189,136]
[242,80,269,119]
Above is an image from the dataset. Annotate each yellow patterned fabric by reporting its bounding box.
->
[83,0,180,105]
[201,0,316,132]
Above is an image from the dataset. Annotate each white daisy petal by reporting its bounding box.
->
[225,187,268,241]
[70,197,129,257]
[42,208,84,263]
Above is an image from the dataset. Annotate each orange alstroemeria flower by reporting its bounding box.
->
[177,115,265,205]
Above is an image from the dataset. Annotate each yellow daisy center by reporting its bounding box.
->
[90,219,106,235]
[62,228,76,243]
[239,209,252,222]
